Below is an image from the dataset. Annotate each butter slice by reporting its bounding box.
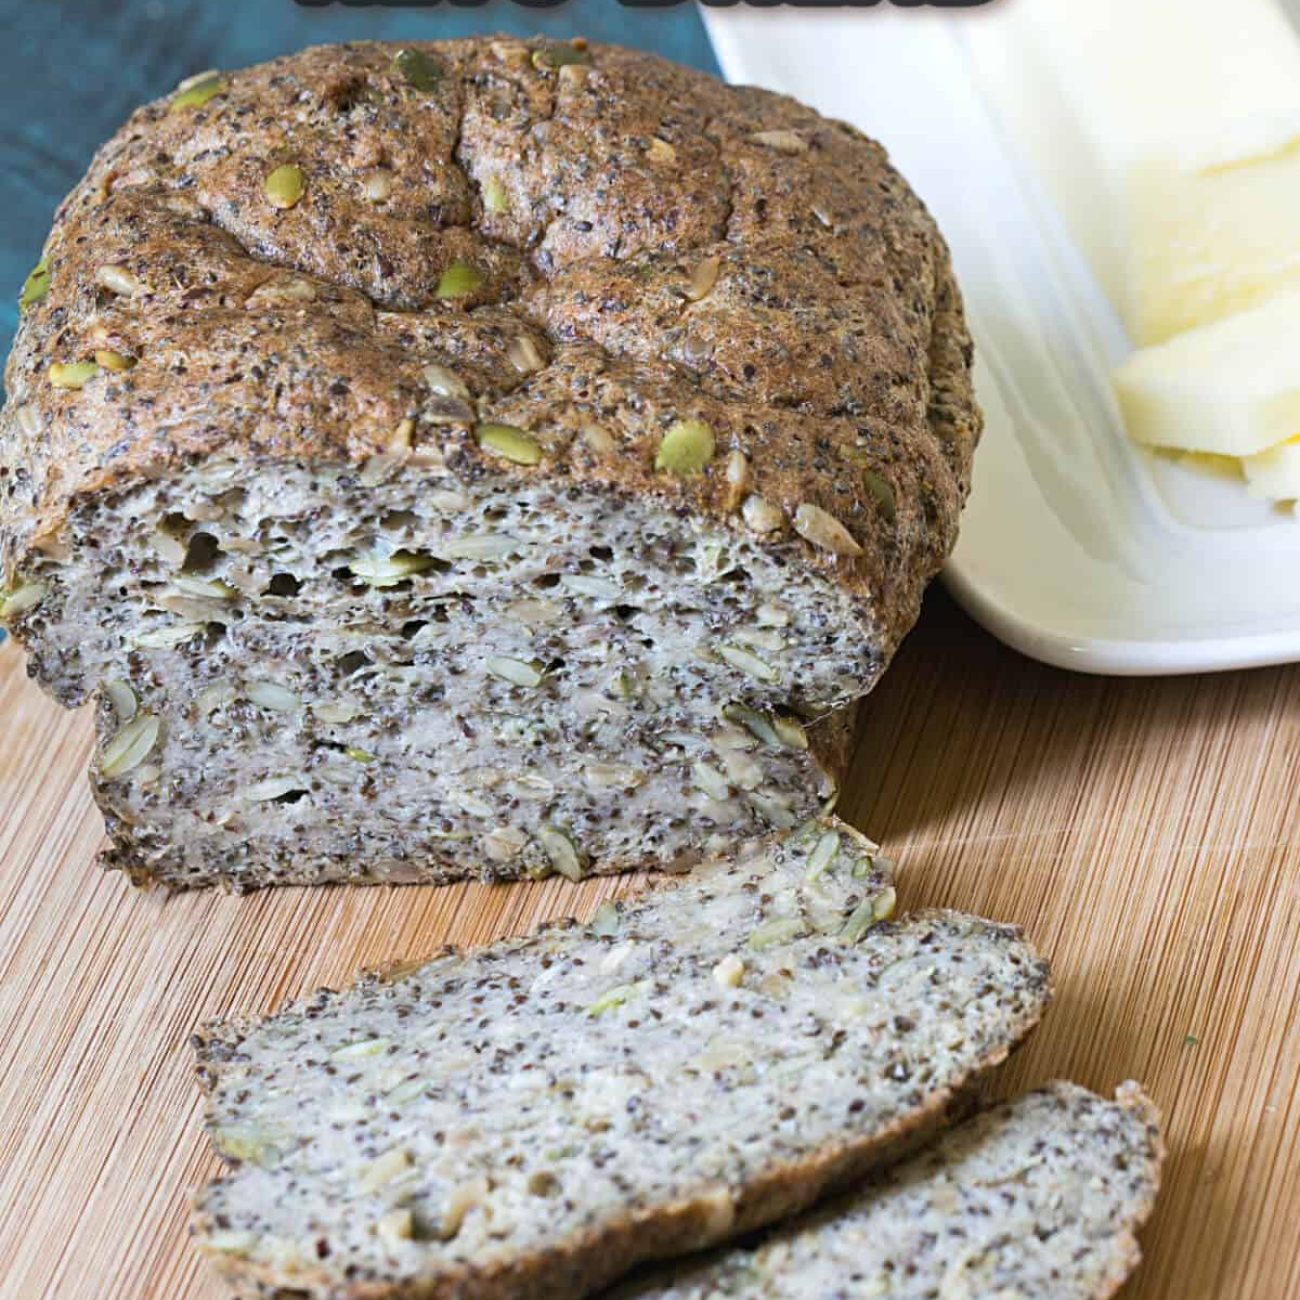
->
[1113,294,1300,456]
[1243,437,1300,501]
[969,0,1300,343]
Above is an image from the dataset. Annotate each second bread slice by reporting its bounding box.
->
[191,821,1051,1298]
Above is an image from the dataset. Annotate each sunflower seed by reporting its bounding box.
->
[646,137,678,166]
[103,679,138,723]
[172,575,236,600]
[248,682,301,713]
[134,623,204,648]
[358,1146,414,1194]
[805,830,841,881]
[485,656,543,688]
[0,581,48,618]
[506,335,545,374]
[691,761,732,802]
[363,170,394,203]
[101,713,161,779]
[244,776,309,804]
[442,534,520,561]
[749,129,808,154]
[741,494,784,534]
[794,503,863,556]
[712,954,745,989]
[582,762,645,791]
[349,550,436,587]
[377,1209,414,1245]
[95,264,147,297]
[588,980,649,1017]
[842,887,897,944]
[559,573,620,600]
[581,424,617,456]
[539,827,584,882]
[685,255,720,303]
[312,701,362,724]
[717,642,780,684]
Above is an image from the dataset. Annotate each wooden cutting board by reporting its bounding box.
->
[1,588,1297,1300]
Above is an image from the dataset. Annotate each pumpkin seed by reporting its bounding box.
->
[862,468,897,521]
[48,361,99,390]
[533,41,593,71]
[793,503,863,556]
[748,917,807,951]
[841,887,897,944]
[392,47,441,92]
[95,264,146,297]
[101,713,161,779]
[485,656,543,688]
[483,175,510,214]
[94,349,136,373]
[170,70,226,111]
[0,581,48,618]
[804,830,841,881]
[588,980,649,1017]
[477,422,542,466]
[435,262,484,300]
[590,901,621,937]
[655,418,715,476]
[264,164,305,210]
[691,761,731,802]
[19,260,50,312]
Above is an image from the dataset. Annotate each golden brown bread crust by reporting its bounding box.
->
[0,37,979,684]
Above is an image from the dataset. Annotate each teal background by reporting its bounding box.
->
[0,0,717,362]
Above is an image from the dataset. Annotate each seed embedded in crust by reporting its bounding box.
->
[169,70,226,112]
[483,175,510,215]
[862,468,898,522]
[363,170,394,203]
[392,47,442,92]
[477,423,542,466]
[436,262,485,300]
[101,713,161,779]
[646,137,678,166]
[532,40,593,71]
[656,419,715,476]
[749,129,809,154]
[94,349,136,373]
[793,503,864,557]
[741,494,784,534]
[95,264,147,297]
[506,335,545,374]
[48,361,100,390]
[19,260,50,312]
[685,255,721,303]
[264,164,306,210]
[0,580,48,618]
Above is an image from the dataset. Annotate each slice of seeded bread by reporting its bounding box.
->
[190,820,1050,1299]
[618,1081,1163,1300]
[0,38,981,890]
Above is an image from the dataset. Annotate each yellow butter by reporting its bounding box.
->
[1113,294,1300,456]
[1242,436,1300,502]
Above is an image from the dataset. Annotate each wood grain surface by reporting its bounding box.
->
[1,588,1297,1300]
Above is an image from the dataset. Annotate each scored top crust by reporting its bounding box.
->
[0,39,981,888]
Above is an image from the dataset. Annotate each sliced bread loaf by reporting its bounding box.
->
[619,1081,1163,1300]
[0,38,980,889]
[191,820,1049,1298]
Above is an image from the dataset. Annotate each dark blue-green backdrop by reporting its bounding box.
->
[0,0,717,362]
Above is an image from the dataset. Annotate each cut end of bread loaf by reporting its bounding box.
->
[190,821,1050,1299]
[0,37,980,889]
[26,459,866,888]
[621,1081,1164,1300]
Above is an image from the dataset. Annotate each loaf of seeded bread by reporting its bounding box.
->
[190,820,1048,1298]
[0,38,979,889]
[618,1081,1163,1300]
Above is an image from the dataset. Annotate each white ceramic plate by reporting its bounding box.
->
[703,6,1300,676]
